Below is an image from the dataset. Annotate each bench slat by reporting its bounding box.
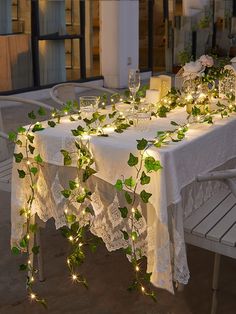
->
[221,223,236,247]
[192,193,236,237]
[206,205,236,242]
[184,190,230,233]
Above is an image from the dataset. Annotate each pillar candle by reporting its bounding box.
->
[145,89,160,104]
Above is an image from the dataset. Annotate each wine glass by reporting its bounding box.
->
[80,96,99,116]
[128,69,140,103]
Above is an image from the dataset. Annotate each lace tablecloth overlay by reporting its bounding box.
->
[11,107,236,293]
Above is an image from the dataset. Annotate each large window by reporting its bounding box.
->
[0,0,100,93]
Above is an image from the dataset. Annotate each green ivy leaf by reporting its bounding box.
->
[120,230,129,240]
[140,171,150,185]
[118,206,128,218]
[83,166,96,182]
[144,156,162,172]
[34,154,43,163]
[32,245,40,255]
[61,150,72,166]
[48,120,56,128]
[125,191,132,204]
[11,247,20,255]
[32,123,44,132]
[28,111,36,120]
[69,180,77,190]
[123,246,132,256]
[17,126,26,134]
[114,179,123,191]
[29,224,38,233]
[14,152,23,163]
[127,153,138,167]
[19,264,28,271]
[30,167,38,176]
[124,176,135,188]
[8,131,17,142]
[27,134,34,143]
[61,189,71,198]
[17,169,26,178]
[38,107,46,116]
[131,231,138,241]
[137,138,148,150]
[19,237,27,248]
[85,206,95,216]
[66,214,76,224]
[28,144,35,154]
[170,120,179,126]
[134,209,142,221]
[140,190,152,203]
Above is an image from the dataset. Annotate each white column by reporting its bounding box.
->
[100,0,139,88]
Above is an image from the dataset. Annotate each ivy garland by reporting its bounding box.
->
[9,76,236,307]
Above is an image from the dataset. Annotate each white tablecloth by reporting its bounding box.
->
[11,107,236,293]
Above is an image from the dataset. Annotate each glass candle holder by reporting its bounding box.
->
[80,96,99,114]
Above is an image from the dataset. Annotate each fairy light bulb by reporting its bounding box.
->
[26,234,30,240]
[31,277,34,282]
[197,116,200,121]
[26,160,31,165]
[135,266,140,272]
[141,286,145,293]
[69,236,73,241]
[64,111,68,115]
[28,260,31,265]
[120,98,123,102]
[187,123,190,127]
[72,274,77,281]
[52,113,55,117]
[64,209,68,214]
[79,242,83,247]
[67,259,70,265]
[131,207,135,213]
[30,293,36,299]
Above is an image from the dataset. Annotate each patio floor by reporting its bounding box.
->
[0,93,236,314]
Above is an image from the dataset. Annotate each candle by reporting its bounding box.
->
[150,77,162,90]
[145,89,160,104]
[150,75,172,98]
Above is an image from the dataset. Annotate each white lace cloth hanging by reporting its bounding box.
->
[11,107,236,293]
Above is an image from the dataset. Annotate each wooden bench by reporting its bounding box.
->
[184,170,236,314]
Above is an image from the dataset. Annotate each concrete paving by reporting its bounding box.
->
[0,93,236,314]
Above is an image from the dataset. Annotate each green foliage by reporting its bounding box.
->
[127,153,138,167]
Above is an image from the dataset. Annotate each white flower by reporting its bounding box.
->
[183,60,205,78]
[199,55,214,67]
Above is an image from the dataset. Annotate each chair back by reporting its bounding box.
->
[57,84,77,104]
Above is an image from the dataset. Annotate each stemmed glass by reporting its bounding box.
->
[128,69,140,103]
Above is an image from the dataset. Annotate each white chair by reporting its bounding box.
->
[184,169,236,314]
[50,82,117,107]
[0,95,55,281]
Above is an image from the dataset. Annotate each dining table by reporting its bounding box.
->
[11,105,236,294]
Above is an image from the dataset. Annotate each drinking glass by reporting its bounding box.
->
[128,69,140,103]
[80,96,99,115]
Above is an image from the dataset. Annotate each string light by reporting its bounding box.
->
[64,209,68,214]
[26,160,31,165]
[131,207,135,213]
[141,286,145,293]
[72,274,77,281]
[197,116,201,121]
[26,234,30,240]
[69,236,73,241]
[51,113,55,117]
[30,277,34,282]
[135,266,140,272]
[64,111,68,115]
[28,260,31,265]
[79,242,83,247]
[30,293,36,300]
[186,123,190,127]
[119,98,123,102]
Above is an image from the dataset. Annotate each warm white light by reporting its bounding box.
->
[67,259,70,265]
[186,123,190,127]
[197,116,200,121]
[135,266,140,272]
[186,94,193,101]
[79,242,83,247]
[72,274,77,280]
[141,286,145,292]
[26,234,30,240]
[64,111,68,115]
[52,113,55,117]
[75,183,79,188]
[30,293,36,299]
[69,236,73,241]
[64,209,68,214]
[131,207,135,213]
[31,277,34,282]
[178,127,182,131]
[28,260,31,265]
[26,160,31,165]
[102,102,105,106]
[120,98,123,102]
[229,104,233,109]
